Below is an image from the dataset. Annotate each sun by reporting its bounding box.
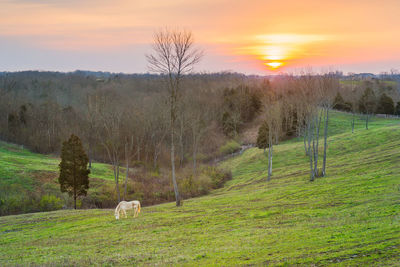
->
[245,33,330,72]
[265,62,283,69]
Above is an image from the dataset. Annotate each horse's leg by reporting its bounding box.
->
[123,209,127,218]
[115,207,120,219]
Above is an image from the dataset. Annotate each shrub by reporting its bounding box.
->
[179,167,232,199]
[333,92,352,112]
[376,93,394,114]
[86,183,118,208]
[0,184,40,215]
[358,87,376,114]
[395,102,400,115]
[256,121,268,150]
[39,195,63,212]
[219,140,241,156]
[180,174,212,198]
[204,167,232,189]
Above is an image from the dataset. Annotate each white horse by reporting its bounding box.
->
[115,200,141,220]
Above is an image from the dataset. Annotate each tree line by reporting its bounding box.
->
[0,59,266,213]
[255,72,339,182]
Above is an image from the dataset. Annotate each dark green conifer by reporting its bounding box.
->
[256,121,269,152]
[376,93,394,114]
[59,134,90,209]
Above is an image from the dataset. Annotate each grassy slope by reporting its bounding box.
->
[0,141,116,187]
[0,111,399,266]
[339,80,398,87]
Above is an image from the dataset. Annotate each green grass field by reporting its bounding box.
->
[0,141,116,185]
[0,141,118,215]
[340,79,398,87]
[0,111,399,265]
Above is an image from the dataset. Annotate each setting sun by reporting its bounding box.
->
[265,61,283,69]
[242,33,331,71]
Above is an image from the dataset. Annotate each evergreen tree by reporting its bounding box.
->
[358,87,376,130]
[58,134,90,209]
[395,102,400,115]
[376,93,394,114]
[333,92,351,112]
[256,121,269,152]
[358,87,376,114]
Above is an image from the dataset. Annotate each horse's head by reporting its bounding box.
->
[115,213,119,220]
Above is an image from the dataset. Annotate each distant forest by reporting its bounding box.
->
[0,71,266,158]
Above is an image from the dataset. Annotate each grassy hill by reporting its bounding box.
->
[0,141,118,215]
[1,111,399,265]
[0,141,115,184]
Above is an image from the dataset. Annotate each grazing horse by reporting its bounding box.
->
[115,200,141,220]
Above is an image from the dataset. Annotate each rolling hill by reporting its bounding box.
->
[0,111,399,265]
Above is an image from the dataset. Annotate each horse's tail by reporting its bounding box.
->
[138,201,141,213]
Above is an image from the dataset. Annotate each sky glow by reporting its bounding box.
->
[1,0,399,74]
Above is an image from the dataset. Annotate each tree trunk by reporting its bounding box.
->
[88,142,92,169]
[306,125,312,156]
[153,148,159,170]
[308,120,315,182]
[314,110,323,177]
[124,142,129,201]
[267,130,273,181]
[136,136,141,161]
[179,117,185,168]
[303,129,308,156]
[193,145,197,177]
[170,96,181,206]
[267,144,273,181]
[352,113,355,133]
[88,124,93,169]
[314,112,322,177]
[192,132,198,177]
[312,117,317,177]
[322,108,329,177]
[366,114,369,130]
[73,146,77,209]
[113,153,121,203]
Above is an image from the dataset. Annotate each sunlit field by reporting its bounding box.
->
[1,111,399,266]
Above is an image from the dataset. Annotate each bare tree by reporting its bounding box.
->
[187,94,211,176]
[147,28,203,206]
[264,101,282,181]
[300,72,338,180]
[319,74,337,177]
[96,90,124,203]
[86,93,100,169]
[297,72,321,181]
[123,135,134,201]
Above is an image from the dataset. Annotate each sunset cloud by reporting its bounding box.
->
[0,0,399,73]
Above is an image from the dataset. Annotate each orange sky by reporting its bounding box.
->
[1,0,400,74]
